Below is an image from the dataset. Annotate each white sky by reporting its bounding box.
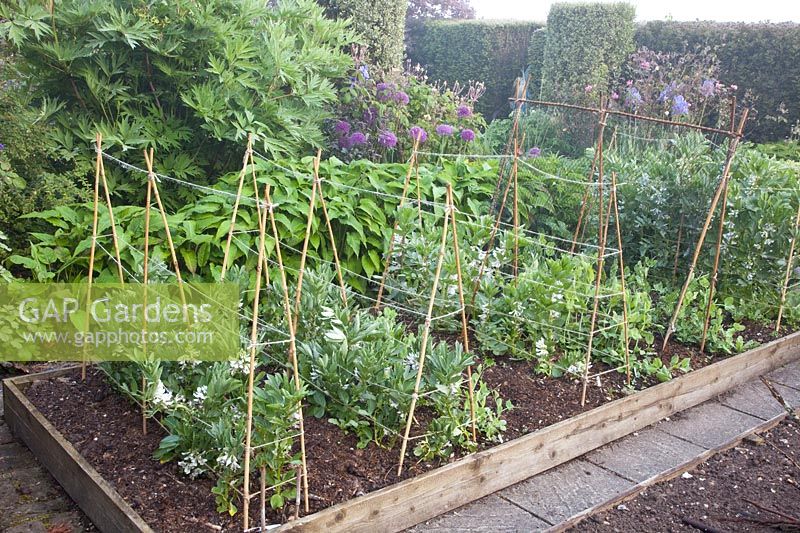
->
[471,0,800,22]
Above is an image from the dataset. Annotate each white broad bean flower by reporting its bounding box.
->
[193,385,208,405]
[153,380,175,409]
[535,338,549,358]
[178,451,208,479]
[217,450,240,471]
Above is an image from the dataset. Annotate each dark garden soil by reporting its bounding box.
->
[575,417,800,532]
[17,322,794,531]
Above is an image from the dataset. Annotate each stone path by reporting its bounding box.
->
[0,382,90,533]
[411,360,800,532]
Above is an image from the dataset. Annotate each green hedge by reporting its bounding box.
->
[320,0,408,69]
[636,21,800,141]
[539,3,635,102]
[407,20,543,118]
[526,27,547,97]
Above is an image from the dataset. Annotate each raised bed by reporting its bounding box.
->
[4,330,800,533]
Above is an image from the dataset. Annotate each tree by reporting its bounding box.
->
[406,0,475,21]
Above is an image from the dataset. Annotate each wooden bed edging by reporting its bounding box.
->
[2,367,154,533]
[278,330,800,533]
[2,331,799,533]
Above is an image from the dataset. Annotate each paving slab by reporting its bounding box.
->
[718,380,787,420]
[766,359,800,390]
[655,401,764,449]
[500,460,633,525]
[584,427,706,483]
[408,494,551,532]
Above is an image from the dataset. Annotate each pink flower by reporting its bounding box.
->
[640,61,651,70]
[611,92,619,100]
[584,85,593,93]
[626,80,633,87]
[730,84,738,91]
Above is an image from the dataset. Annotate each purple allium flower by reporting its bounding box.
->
[409,126,428,143]
[358,65,369,80]
[338,136,353,150]
[527,147,541,158]
[700,79,716,98]
[363,107,378,125]
[348,132,367,146]
[626,87,643,110]
[378,130,398,148]
[671,95,690,116]
[460,129,475,142]
[435,124,454,136]
[394,91,410,106]
[334,120,351,135]
[376,82,394,101]
[457,105,472,118]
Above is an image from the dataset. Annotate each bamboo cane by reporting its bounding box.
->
[144,151,188,325]
[397,198,451,476]
[489,77,530,218]
[610,174,632,384]
[776,201,800,332]
[468,133,526,309]
[580,110,609,407]
[512,138,520,283]
[220,134,253,281]
[672,214,684,281]
[570,133,602,254]
[661,109,749,351]
[374,134,422,309]
[247,144,272,287]
[317,177,348,306]
[83,133,103,381]
[141,148,155,436]
[263,185,310,513]
[700,173,730,352]
[293,151,322,333]
[260,466,267,533]
[446,184,478,442]
[415,159,423,229]
[242,185,270,532]
[97,144,125,284]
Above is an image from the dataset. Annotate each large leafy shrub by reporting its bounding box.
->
[0,0,353,201]
[0,85,91,255]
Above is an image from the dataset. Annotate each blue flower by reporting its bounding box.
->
[358,65,369,80]
[700,79,716,98]
[0,143,5,151]
[658,82,676,103]
[671,95,690,116]
[626,87,643,110]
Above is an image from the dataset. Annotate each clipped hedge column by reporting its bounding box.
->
[540,2,635,102]
[407,20,544,118]
[319,0,408,69]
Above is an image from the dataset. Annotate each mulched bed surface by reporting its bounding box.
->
[576,417,800,532]
[18,322,791,531]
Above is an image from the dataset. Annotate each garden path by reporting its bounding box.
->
[0,382,90,533]
[411,360,800,532]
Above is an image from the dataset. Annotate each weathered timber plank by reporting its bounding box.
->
[277,331,800,533]
[2,377,152,533]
